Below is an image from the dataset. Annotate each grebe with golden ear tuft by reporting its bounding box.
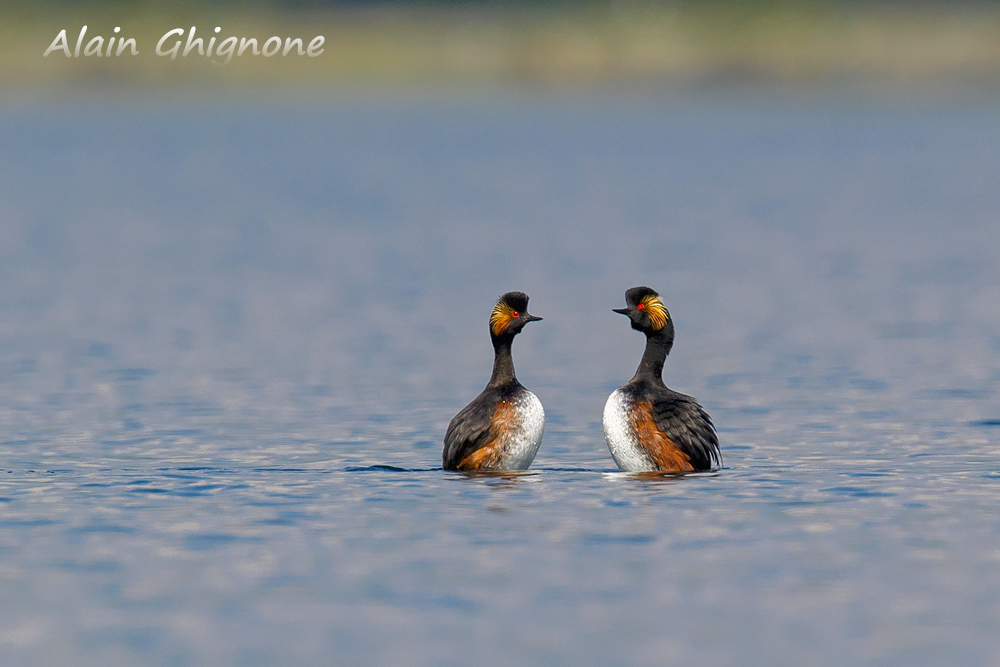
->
[443,291,544,472]
[603,286,721,473]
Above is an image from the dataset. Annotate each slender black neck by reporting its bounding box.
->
[488,336,517,387]
[631,330,671,384]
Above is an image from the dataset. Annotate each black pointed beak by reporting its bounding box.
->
[526,315,542,322]
[612,307,630,315]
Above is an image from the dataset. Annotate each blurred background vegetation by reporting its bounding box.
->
[4,0,1000,88]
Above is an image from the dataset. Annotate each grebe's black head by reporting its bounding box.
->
[613,286,674,346]
[490,291,541,343]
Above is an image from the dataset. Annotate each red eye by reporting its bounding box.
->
[636,303,644,310]
[511,311,520,318]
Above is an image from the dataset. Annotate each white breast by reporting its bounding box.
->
[603,389,656,472]
[500,390,545,470]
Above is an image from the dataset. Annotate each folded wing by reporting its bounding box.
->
[651,393,721,471]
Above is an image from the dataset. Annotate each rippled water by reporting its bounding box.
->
[1,87,999,665]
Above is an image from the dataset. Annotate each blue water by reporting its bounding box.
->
[1,88,999,665]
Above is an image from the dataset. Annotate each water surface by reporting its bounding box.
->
[0,88,999,665]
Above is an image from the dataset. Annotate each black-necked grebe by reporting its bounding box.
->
[603,286,720,473]
[443,291,544,472]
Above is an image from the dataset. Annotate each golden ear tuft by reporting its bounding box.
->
[490,302,516,336]
[640,294,669,330]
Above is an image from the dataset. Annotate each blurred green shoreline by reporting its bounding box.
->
[4,1,1000,88]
